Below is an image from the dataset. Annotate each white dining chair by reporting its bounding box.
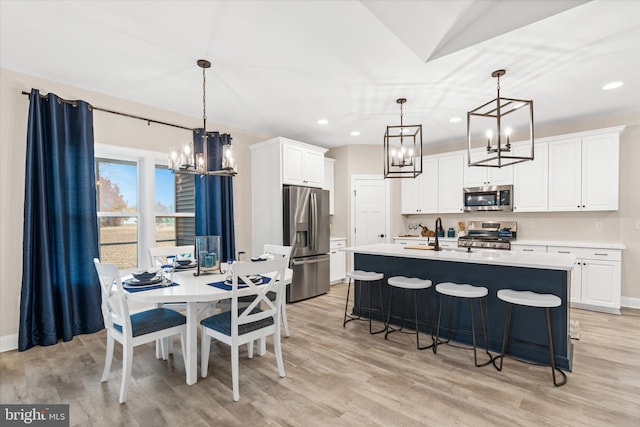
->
[263,244,293,337]
[94,258,186,404]
[200,256,289,401]
[148,245,215,357]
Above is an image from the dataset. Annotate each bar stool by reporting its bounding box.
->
[384,276,434,350]
[434,282,492,367]
[493,289,567,386]
[343,270,386,334]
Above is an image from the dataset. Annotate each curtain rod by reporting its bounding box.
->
[22,90,195,132]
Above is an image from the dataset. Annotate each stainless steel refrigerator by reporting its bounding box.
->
[283,185,330,302]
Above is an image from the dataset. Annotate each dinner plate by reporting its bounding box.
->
[124,277,163,286]
[224,275,263,286]
[175,261,197,270]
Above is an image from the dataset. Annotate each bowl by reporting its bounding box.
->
[176,259,193,266]
[132,271,157,281]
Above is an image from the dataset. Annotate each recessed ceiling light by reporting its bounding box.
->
[602,81,623,91]
[317,119,328,125]
[449,117,462,123]
[350,131,360,136]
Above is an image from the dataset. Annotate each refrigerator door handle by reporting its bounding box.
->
[309,192,317,251]
[291,254,330,266]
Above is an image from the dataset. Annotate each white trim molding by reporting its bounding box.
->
[621,296,640,310]
[0,334,18,353]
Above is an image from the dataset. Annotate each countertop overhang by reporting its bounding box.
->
[344,243,575,271]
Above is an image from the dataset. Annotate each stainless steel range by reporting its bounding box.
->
[458,221,517,250]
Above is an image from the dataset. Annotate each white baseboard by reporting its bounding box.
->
[621,296,640,310]
[0,334,18,353]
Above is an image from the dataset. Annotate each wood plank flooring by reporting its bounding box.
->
[1,283,639,426]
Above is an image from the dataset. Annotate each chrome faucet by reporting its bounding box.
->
[434,217,443,251]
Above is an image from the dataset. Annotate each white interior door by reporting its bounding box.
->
[351,176,389,247]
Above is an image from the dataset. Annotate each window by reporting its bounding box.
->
[95,145,195,270]
[154,166,195,248]
[96,158,139,269]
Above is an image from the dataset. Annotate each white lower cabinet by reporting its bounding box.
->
[330,239,346,284]
[547,246,621,314]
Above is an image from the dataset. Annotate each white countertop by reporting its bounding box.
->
[344,243,575,271]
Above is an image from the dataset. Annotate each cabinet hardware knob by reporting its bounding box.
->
[594,253,608,256]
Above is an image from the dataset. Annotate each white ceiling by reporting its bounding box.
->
[1,0,639,149]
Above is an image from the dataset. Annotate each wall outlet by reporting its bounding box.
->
[529,221,536,229]
[595,220,603,230]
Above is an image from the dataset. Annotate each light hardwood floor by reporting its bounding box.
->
[1,283,639,426]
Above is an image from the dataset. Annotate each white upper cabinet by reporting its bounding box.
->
[581,133,619,210]
[513,142,548,212]
[548,128,621,211]
[464,149,513,187]
[400,156,438,214]
[438,153,464,213]
[282,141,325,188]
[249,137,327,255]
[548,137,583,211]
[323,157,335,215]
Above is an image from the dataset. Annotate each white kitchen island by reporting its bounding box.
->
[343,243,576,370]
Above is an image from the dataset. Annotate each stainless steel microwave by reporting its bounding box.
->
[463,185,513,212]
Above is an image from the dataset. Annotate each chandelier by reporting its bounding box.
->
[384,98,422,178]
[467,69,534,168]
[168,59,237,176]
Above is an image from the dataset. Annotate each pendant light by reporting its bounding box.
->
[467,69,534,168]
[384,98,423,178]
[169,59,237,176]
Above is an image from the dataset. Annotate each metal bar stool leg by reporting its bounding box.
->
[434,295,444,354]
[343,278,353,327]
[469,298,492,367]
[343,278,363,327]
[478,297,493,366]
[368,279,385,335]
[492,302,512,371]
[469,298,478,366]
[415,289,434,350]
[384,286,394,339]
[546,307,567,386]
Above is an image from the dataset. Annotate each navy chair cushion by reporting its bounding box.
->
[114,308,186,337]
[200,308,274,336]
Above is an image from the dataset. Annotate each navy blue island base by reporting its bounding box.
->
[352,251,573,371]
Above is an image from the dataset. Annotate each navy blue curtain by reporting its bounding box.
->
[194,130,236,261]
[19,89,104,351]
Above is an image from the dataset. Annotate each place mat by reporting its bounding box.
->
[124,276,162,286]
[124,282,179,293]
[207,276,269,291]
